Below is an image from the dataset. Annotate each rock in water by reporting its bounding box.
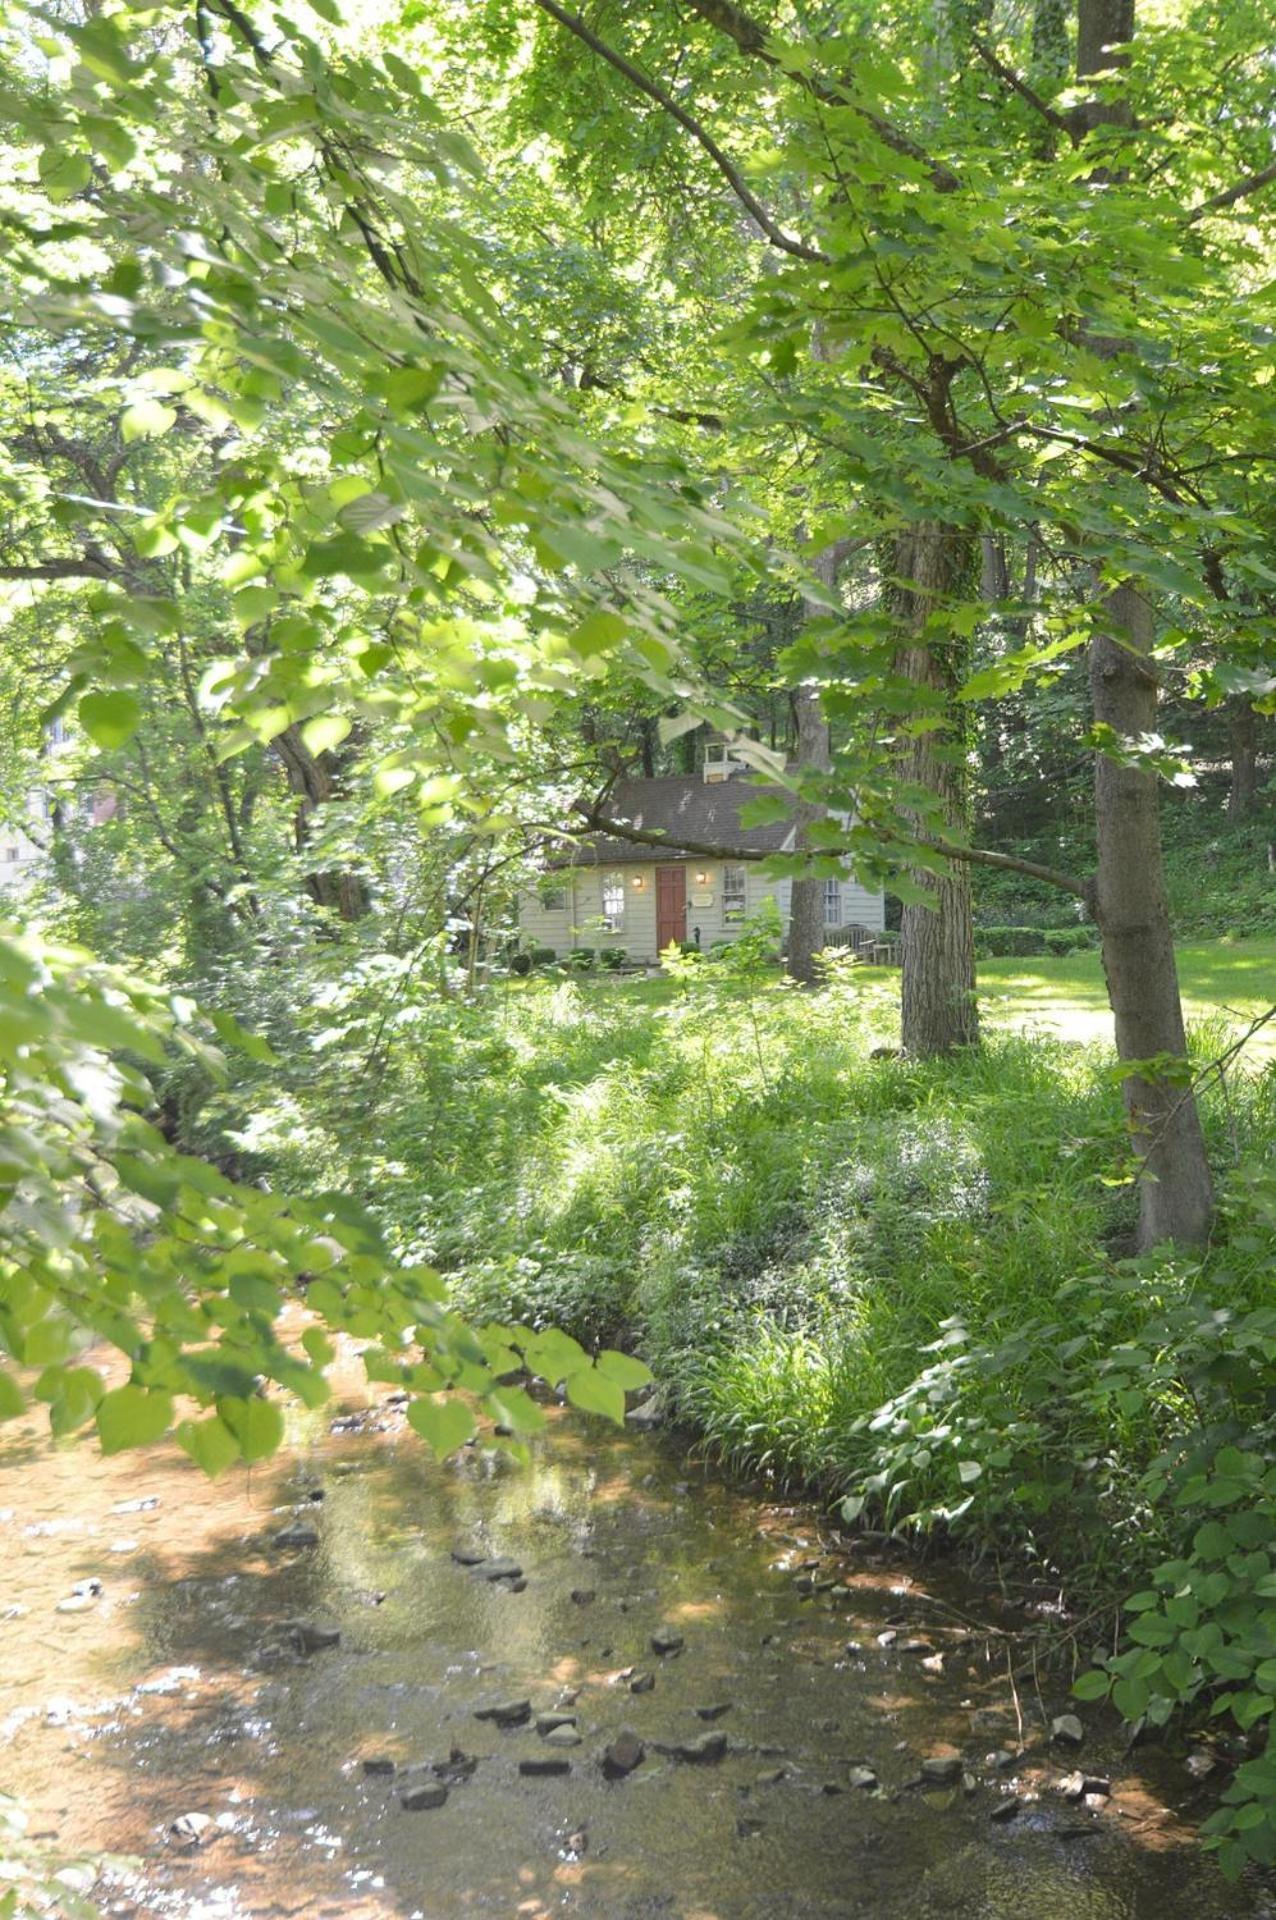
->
[274,1521,319,1550]
[651,1626,684,1656]
[545,1724,582,1748]
[696,1702,732,1721]
[602,1731,645,1779]
[451,1545,487,1566]
[848,1766,878,1790]
[170,1812,214,1849]
[520,1755,571,1777]
[361,1756,396,1777]
[920,1755,963,1783]
[677,1731,727,1763]
[285,1618,341,1653]
[1050,1714,1084,1747]
[536,1711,578,1735]
[629,1671,656,1694]
[474,1698,531,1727]
[400,1783,448,1811]
[474,1557,523,1583]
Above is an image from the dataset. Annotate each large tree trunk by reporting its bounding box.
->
[1227,696,1259,820]
[787,546,836,985]
[1075,0,1212,1247]
[274,725,371,922]
[1089,585,1212,1247]
[891,522,978,1054]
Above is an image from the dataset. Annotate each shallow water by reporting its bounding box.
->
[0,1374,1270,1920]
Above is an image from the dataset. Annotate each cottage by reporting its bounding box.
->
[519,755,885,965]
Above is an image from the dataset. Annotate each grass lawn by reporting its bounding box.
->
[975,933,1276,1056]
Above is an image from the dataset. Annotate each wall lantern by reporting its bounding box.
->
[694,869,711,885]
[631,873,646,889]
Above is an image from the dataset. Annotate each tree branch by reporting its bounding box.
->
[529,0,828,262]
[0,556,115,582]
[678,0,962,192]
[571,803,1089,898]
[969,34,1078,143]
[1186,158,1276,225]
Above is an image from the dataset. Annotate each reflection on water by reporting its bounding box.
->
[0,1376,1270,1920]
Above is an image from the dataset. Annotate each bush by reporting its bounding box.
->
[1044,925,1100,955]
[508,952,533,975]
[566,948,597,971]
[599,947,628,971]
[974,924,1048,958]
[531,946,557,967]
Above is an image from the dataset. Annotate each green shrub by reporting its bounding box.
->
[509,951,533,975]
[531,945,557,966]
[599,947,627,971]
[1044,925,1099,955]
[566,947,596,971]
[973,924,1048,958]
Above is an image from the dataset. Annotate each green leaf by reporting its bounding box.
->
[176,1414,242,1478]
[79,689,142,749]
[300,713,352,755]
[121,399,177,442]
[487,1385,547,1435]
[1072,1669,1112,1701]
[218,1395,284,1462]
[407,1395,475,1455]
[38,148,91,199]
[595,1350,653,1391]
[0,1372,24,1420]
[565,1366,626,1425]
[96,1384,173,1454]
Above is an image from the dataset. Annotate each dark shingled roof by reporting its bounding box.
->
[555,773,795,867]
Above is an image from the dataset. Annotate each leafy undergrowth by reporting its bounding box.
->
[209,954,1276,1875]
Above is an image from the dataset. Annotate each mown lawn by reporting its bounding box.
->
[976,933,1276,1056]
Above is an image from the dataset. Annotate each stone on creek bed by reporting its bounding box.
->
[602,1731,645,1778]
[284,1618,341,1653]
[650,1626,684,1656]
[473,1557,524,1583]
[273,1520,320,1550]
[520,1755,571,1777]
[474,1698,532,1727]
[400,1783,448,1811]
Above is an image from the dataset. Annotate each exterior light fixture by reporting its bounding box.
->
[694,869,711,885]
[631,874,645,889]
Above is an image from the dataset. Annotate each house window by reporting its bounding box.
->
[823,877,842,926]
[601,871,625,930]
[722,864,746,922]
[539,882,568,912]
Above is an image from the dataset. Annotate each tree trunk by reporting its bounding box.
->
[787,547,836,986]
[1088,584,1213,1247]
[891,522,979,1054]
[1227,696,1259,820]
[273,725,371,922]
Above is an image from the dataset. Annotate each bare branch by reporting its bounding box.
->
[1186,158,1276,225]
[970,34,1077,143]
[529,0,828,263]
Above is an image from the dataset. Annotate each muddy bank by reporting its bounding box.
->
[0,1384,1269,1920]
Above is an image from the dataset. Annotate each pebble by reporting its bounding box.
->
[520,1755,571,1777]
[630,1671,656,1694]
[451,1546,487,1566]
[920,1755,963,1783]
[755,1767,786,1786]
[570,1589,595,1606]
[400,1783,448,1810]
[651,1627,684,1656]
[1050,1714,1084,1747]
[677,1731,727,1764]
[696,1702,732,1721]
[1185,1748,1216,1780]
[602,1731,645,1778]
[989,1797,1021,1823]
[169,1812,214,1849]
[848,1766,878,1790]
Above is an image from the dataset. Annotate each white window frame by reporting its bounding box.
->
[601,871,625,931]
[823,876,842,926]
[722,864,747,922]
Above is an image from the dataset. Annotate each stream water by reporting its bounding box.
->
[0,1369,1270,1920]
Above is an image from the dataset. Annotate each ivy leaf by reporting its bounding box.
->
[79,689,142,749]
[407,1395,475,1455]
[96,1384,173,1454]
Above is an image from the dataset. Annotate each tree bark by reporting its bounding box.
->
[891,522,979,1054]
[1227,696,1259,820]
[1088,584,1213,1247]
[787,546,836,985]
[273,725,371,922]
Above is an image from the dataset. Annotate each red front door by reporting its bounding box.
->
[656,865,687,952]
